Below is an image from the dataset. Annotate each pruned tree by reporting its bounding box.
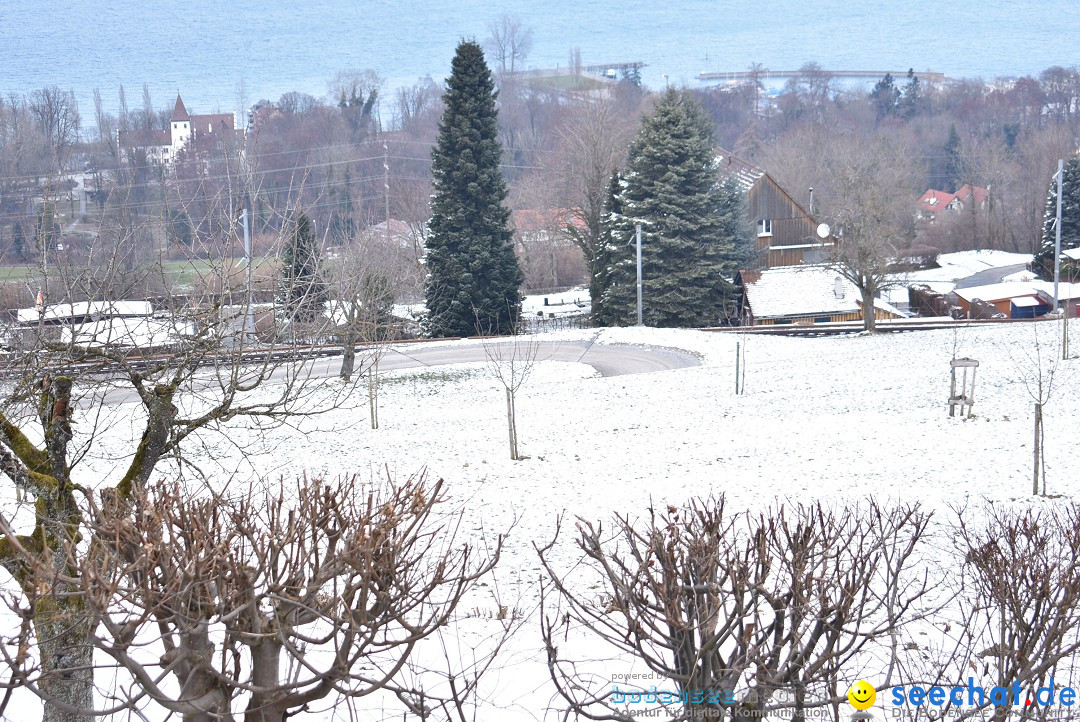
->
[537,497,932,722]
[944,504,1080,722]
[2,471,507,722]
[0,188,357,721]
[482,332,541,460]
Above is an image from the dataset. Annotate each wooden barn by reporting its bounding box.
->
[717,150,837,269]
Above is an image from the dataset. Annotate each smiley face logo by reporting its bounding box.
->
[848,680,876,710]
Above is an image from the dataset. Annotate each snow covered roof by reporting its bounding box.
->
[741,265,881,319]
[951,282,1040,304]
[60,317,195,349]
[17,300,154,325]
[1064,247,1080,261]
[715,150,765,194]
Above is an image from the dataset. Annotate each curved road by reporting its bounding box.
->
[373,339,700,377]
[99,340,701,406]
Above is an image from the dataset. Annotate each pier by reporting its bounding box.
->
[698,69,946,84]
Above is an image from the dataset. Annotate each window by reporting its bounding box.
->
[757,219,773,236]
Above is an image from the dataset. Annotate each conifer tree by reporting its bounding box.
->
[1035,156,1080,278]
[280,211,327,322]
[942,124,963,193]
[425,40,523,336]
[600,89,737,327]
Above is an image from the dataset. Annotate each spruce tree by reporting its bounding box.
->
[425,40,523,336]
[280,211,328,322]
[943,124,963,193]
[1035,156,1080,278]
[600,89,737,327]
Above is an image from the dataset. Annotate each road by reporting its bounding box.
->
[954,263,1029,289]
[99,339,701,406]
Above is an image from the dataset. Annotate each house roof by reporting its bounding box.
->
[172,94,190,122]
[955,184,989,205]
[1063,247,1080,261]
[951,282,1040,304]
[117,129,171,148]
[917,189,955,213]
[917,185,989,215]
[739,265,898,319]
[511,209,587,234]
[17,300,154,325]
[189,113,235,133]
[715,149,765,194]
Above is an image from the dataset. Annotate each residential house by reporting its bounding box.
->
[118,95,238,166]
[950,282,1048,318]
[717,150,836,269]
[916,184,989,221]
[735,266,904,325]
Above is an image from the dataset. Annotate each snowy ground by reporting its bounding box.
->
[4,319,1080,720]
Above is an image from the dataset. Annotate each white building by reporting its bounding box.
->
[117,95,237,165]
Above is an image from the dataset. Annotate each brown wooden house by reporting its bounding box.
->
[717,150,836,269]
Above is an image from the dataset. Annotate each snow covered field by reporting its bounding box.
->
[5,319,1080,720]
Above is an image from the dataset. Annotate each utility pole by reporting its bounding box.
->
[384,139,391,247]
[636,223,643,326]
[1053,158,1063,311]
[241,207,252,340]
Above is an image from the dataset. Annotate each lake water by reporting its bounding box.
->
[1,0,1078,123]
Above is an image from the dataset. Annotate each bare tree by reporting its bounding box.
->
[537,498,932,721]
[27,86,81,173]
[553,96,639,308]
[484,15,533,75]
[1004,321,1070,495]
[482,332,541,460]
[819,133,924,331]
[2,472,505,722]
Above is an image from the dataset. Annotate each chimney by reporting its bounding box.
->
[808,187,814,214]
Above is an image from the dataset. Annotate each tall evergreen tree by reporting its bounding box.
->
[599,89,737,327]
[425,40,523,336]
[942,124,963,193]
[1035,156,1080,279]
[280,211,328,322]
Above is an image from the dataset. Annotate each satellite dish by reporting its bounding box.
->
[816,222,831,239]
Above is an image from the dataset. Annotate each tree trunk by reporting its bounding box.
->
[1033,402,1043,495]
[506,387,517,460]
[37,612,94,722]
[339,332,355,382]
[245,641,285,722]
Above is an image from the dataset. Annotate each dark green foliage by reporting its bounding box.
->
[166,208,193,248]
[12,222,25,260]
[943,124,963,193]
[1035,156,1080,278]
[589,172,623,326]
[280,211,328,322]
[717,177,758,270]
[899,69,923,119]
[424,40,523,336]
[870,73,900,120]
[598,89,738,328]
